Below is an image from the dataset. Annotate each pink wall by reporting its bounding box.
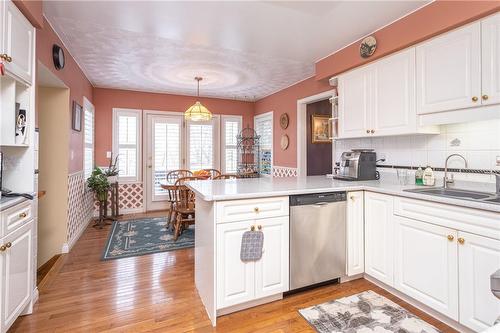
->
[93,88,255,167]
[14,0,43,29]
[254,77,331,168]
[37,17,94,174]
[316,1,500,80]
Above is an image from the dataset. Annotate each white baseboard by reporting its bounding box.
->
[119,207,145,215]
[364,274,474,333]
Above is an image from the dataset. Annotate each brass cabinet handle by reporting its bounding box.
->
[258,225,262,231]
[5,242,11,248]
[370,129,375,134]
[251,225,255,231]
[0,245,6,252]
[482,95,489,101]
[366,130,370,134]
[458,237,465,245]
[350,195,355,201]
[19,212,27,218]
[254,207,259,213]
[472,96,478,102]
[447,235,454,241]
[0,54,12,62]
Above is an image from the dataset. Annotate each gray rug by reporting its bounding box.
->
[299,290,440,333]
[102,217,194,260]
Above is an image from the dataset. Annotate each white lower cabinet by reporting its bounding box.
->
[216,216,289,310]
[394,215,459,320]
[458,232,500,331]
[364,192,394,286]
[1,219,33,333]
[346,191,364,276]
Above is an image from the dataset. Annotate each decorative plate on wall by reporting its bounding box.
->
[360,36,377,58]
[280,134,289,150]
[279,113,289,130]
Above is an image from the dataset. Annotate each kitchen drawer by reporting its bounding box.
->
[216,196,289,223]
[394,196,500,240]
[1,200,33,237]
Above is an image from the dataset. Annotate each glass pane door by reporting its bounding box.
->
[186,118,219,171]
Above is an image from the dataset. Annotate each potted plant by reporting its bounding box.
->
[87,167,111,202]
[104,153,120,183]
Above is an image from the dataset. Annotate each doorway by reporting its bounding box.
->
[143,112,220,211]
[306,99,332,176]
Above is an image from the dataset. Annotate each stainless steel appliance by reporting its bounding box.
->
[334,150,378,181]
[289,192,346,291]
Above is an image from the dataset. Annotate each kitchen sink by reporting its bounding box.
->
[405,187,500,204]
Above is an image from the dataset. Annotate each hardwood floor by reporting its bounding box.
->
[10,211,456,333]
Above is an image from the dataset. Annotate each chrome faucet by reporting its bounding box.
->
[443,154,468,189]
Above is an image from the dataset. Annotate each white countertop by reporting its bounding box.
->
[0,195,31,212]
[187,174,500,213]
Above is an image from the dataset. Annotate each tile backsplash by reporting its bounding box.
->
[335,119,500,171]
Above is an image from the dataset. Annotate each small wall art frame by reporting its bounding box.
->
[72,101,82,132]
[311,114,331,144]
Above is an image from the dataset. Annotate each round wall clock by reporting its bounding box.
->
[280,134,289,150]
[279,113,289,130]
[52,44,65,70]
[360,36,377,58]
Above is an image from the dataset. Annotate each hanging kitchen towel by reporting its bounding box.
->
[240,229,264,261]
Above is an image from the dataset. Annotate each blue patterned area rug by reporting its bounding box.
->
[299,290,440,333]
[102,217,194,260]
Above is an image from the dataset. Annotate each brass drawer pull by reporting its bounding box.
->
[482,94,489,101]
[458,237,465,245]
[5,242,11,248]
[0,245,6,252]
[251,225,255,231]
[254,207,259,213]
[19,212,27,219]
[370,129,375,134]
[258,225,262,231]
[447,235,454,241]
[472,96,478,102]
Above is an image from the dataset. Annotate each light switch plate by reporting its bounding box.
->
[106,151,112,159]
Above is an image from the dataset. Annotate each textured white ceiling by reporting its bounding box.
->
[44,1,429,101]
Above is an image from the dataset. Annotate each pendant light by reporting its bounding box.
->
[184,77,212,121]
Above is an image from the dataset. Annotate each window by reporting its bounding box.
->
[83,98,94,180]
[221,116,242,174]
[153,117,181,196]
[113,108,142,182]
[186,117,219,171]
[254,112,273,176]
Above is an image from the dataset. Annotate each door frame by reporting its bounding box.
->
[142,110,185,211]
[296,89,336,177]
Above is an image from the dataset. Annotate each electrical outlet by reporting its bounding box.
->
[496,155,500,166]
[106,151,112,159]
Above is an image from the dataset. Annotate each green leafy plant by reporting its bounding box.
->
[87,167,111,202]
[104,153,120,177]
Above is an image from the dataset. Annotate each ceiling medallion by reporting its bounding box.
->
[360,36,377,58]
[185,77,213,122]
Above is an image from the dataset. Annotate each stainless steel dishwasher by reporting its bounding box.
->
[289,192,346,291]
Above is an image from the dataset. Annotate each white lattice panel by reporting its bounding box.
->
[93,182,144,214]
[67,172,94,246]
[273,166,298,177]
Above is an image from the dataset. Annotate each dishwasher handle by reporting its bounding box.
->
[290,192,346,206]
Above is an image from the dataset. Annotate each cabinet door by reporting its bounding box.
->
[338,67,371,138]
[3,1,34,84]
[346,192,364,276]
[372,48,416,136]
[394,216,458,320]
[1,220,33,332]
[481,13,500,106]
[255,216,289,298]
[364,192,394,286]
[216,220,255,309]
[458,232,500,331]
[416,22,481,114]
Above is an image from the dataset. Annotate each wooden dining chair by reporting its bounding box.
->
[213,174,239,180]
[172,176,199,241]
[202,169,221,179]
[165,169,193,229]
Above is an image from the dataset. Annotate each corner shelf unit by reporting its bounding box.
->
[1,74,32,146]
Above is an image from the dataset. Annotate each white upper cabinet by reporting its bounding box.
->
[394,215,459,320]
[416,22,481,114]
[1,1,34,84]
[481,13,500,106]
[458,232,500,332]
[372,48,417,136]
[346,191,364,276]
[338,67,371,138]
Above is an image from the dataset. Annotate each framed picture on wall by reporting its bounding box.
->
[72,101,82,132]
[311,114,331,144]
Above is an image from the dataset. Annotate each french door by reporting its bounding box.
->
[145,114,219,211]
[145,114,183,211]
